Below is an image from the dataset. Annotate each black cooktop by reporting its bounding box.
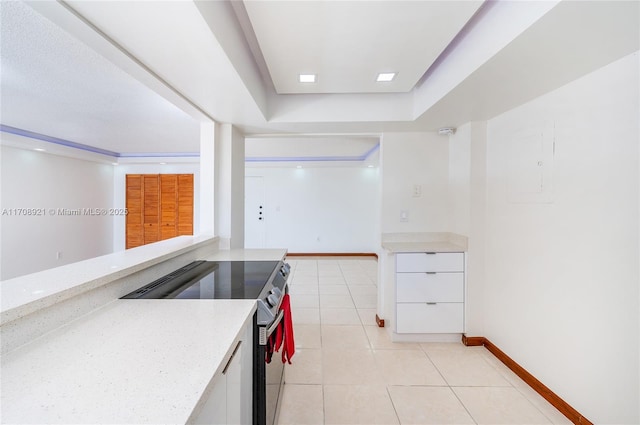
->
[121,261,280,300]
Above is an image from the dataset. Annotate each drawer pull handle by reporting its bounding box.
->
[425,272,436,275]
[426,302,437,305]
[425,252,436,255]
[222,340,242,375]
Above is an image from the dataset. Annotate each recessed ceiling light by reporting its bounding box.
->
[159,162,167,165]
[367,165,374,168]
[296,165,303,169]
[34,148,46,152]
[376,72,396,82]
[299,74,316,83]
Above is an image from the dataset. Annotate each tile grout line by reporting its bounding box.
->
[419,345,452,388]
[448,386,480,425]
[284,258,564,424]
[384,385,403,425]
[474,347,557,423]
[315,260,327,425]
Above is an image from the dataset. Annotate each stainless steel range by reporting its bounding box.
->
[121,259,291,425]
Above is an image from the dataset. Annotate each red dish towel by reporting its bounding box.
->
[265,294,295,364]
[278,294,295,364]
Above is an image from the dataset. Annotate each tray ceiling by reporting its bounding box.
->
[241,1,483,94]
[0,1,638,158]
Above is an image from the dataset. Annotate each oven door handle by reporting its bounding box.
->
[266,309,285,338]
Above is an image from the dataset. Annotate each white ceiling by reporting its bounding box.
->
[0,0,638,159]
[0,0,201,155]
[241,1,483,94]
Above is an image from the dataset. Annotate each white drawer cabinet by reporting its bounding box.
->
[395,252,464,334]
[396,273,463,303]
[397,303,464,333]
[396,252,464,272]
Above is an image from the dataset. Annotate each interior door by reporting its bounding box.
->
[245,176,266,248]
[125,175,143,249]
[143,174,160,244]
[177,174,194,236]
[126,174,194,249]
[160,174,178,240]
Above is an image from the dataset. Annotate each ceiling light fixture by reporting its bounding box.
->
[299,74,316,83]
[296,165,303,169]
[34,148,46,152]
[376,72,396,82]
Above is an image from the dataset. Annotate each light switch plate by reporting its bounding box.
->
[400,210,409,222]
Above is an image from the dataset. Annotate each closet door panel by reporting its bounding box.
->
[177,174,194,236]
[125,175,143,249]
[143,175,160,244]
[126,174,193,249]
[160,174,178,240]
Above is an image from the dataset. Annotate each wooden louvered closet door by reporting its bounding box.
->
[143,175,160,244]
[125,175,144,249]
[160,174,178,240]
[177,174,194,236]
[125,174,194,249]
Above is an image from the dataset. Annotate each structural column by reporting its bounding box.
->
[465,121,488,336]
[214,123,245,249]
[199,121,215,235]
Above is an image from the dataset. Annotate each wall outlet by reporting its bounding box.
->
[56,251,62,260]
[400,210,409,222]
[412,184,422,197]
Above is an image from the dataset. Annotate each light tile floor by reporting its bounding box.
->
[278,257,572,425]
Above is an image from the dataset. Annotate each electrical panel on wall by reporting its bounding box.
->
[507,122,555,204]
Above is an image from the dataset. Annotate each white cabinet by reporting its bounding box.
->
[195,370,228,425]
[396,273,463,303]
[395,252,464,334]
[194,321,253,425]
[396,252,464,272]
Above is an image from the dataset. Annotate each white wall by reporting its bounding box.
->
[245,166,379,252]
[230,127,245,249]
[481,52,639,424]
[448,125,471,236]
[214,123,245,249]
[112,163,200,252]
[448,121,487,336]
[200,122,215,234]
[380,132,449,233]
[1,146,114,280]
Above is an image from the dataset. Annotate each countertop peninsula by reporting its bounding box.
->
[0,244,287,424]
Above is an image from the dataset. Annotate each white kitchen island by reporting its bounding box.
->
[0,237,287,424]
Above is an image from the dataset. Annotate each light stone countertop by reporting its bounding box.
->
[381,232,467,253]
[381,241,466,253]
[202,248,288,262]
[0,299,256,425]
[0,234,218,325]
[0,247,288,424]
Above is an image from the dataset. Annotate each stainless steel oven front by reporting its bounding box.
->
[253,263,289,425]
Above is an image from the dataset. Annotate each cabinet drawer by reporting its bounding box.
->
[396,252,464,272]
[396,273,463,303]
[396,303,464,334]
